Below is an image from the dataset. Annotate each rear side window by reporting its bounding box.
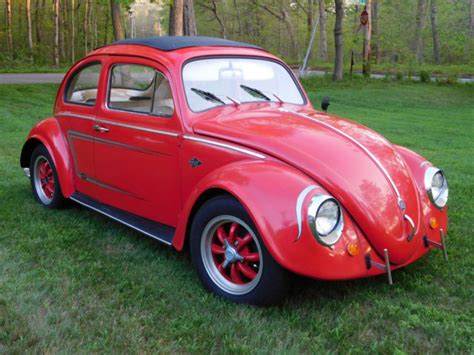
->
[65,63,102,106]
[108,64,174,117]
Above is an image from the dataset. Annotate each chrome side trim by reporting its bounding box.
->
[280,108,403,202]
[295,185,317,241]
[420,160,431,168]
[96,118,179,137]
[23,167,30,178]
[68,130,170,157]
[55,112,179,137]
[70,196,172,246]
[56,113,95,121]
[183,135,266,159]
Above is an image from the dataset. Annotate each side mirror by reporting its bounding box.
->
[321,96,330,112]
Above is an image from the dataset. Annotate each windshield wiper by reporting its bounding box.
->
[240,85,271,101]
[191,88,225,105]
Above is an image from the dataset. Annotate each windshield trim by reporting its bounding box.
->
[181,55,307,113]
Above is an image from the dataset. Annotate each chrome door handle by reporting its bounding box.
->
[92,124,110,133]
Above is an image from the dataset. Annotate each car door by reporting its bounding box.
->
[55,59,104,197]
[93,57,182,227]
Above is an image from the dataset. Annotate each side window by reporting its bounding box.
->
[65,63,101,106]
[108,64,174,117]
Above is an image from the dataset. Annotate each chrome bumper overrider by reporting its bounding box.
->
[23,168,30,178]
[424,229,448,262]
[366,229,448,285]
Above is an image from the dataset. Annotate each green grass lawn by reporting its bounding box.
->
[1,81,473,353]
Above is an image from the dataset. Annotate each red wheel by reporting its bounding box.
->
[190,196,289,305]
[202,216,263,295]
[30,145,65,208]
[35,157,55,203]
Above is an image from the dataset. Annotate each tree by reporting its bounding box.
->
[169,0,184,36]
[466,0,474,55]
[413,0,427,63]
[333,0,344,81]
[26,0,33,60]
[54,0,60,66]
[110,0,125,41]
[371,0,379,63]
[318,0,328,61]
[362,0,372,75]
[184,0,197,36]
[430,0,441,64]
[199,1,226,38]
[6,0,13,58]
[71,0,76,62]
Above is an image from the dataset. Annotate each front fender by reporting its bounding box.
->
[174,160,369,280]
[21,117,75,197]
[395,145,448,241]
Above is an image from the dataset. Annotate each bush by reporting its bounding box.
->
[419,70,431,83]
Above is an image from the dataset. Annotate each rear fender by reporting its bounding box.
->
[20,117,75,197]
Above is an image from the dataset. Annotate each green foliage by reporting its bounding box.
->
[0,81,473,352]
[419,70,431,83]
[1,0,473,71]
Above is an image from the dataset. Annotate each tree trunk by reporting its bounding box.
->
[362,0,372,76]
[169,1,175,35]
[54,0,60,66]
[233,0,243,38]
[60,0,66,62]
[371,0,379,63]
[306,0,314,59]
[26,0,33,60]
[170,0,184,36]
[110,0,125,41]
[35,0,42,44]
[282,9,297,59]
[6,0,13,58]
[71,0,75,63]
[430,0,441,64]
[84,0,89,52]
[184,0,197,36]
[318,0,328,61]
[333,0,344,81]
[413,0,427,63]
[466,0,474,55]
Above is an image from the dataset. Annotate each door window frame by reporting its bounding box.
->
[64,61,103,107]
[105,62,175,119]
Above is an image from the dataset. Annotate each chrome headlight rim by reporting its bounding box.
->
[424,166,448,210]
[307,194,344,246]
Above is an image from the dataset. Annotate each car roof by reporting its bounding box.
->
[108,36,264,52]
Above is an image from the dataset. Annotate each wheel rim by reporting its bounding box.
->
[34,155,55,204]
[201,215,263,295]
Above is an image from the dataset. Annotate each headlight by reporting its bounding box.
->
[424,167,448,209]
[308,195,344,246]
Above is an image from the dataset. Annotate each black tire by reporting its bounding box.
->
[29,145,66,209]
[190,195,290,306]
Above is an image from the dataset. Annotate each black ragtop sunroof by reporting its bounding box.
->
[110,36,263,52]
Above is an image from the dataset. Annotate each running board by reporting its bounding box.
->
[70,192,175,246]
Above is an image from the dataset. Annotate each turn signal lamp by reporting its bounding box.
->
[429,217,439,229]
[347,242,360,257]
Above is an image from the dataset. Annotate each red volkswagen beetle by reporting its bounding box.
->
[21,37,449,305]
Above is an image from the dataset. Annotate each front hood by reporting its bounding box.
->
[193,105,422,264]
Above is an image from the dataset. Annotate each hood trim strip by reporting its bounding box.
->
[183,135,266,159]
[281,109,403,203]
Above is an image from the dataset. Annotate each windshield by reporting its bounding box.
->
[182,58,305,112]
